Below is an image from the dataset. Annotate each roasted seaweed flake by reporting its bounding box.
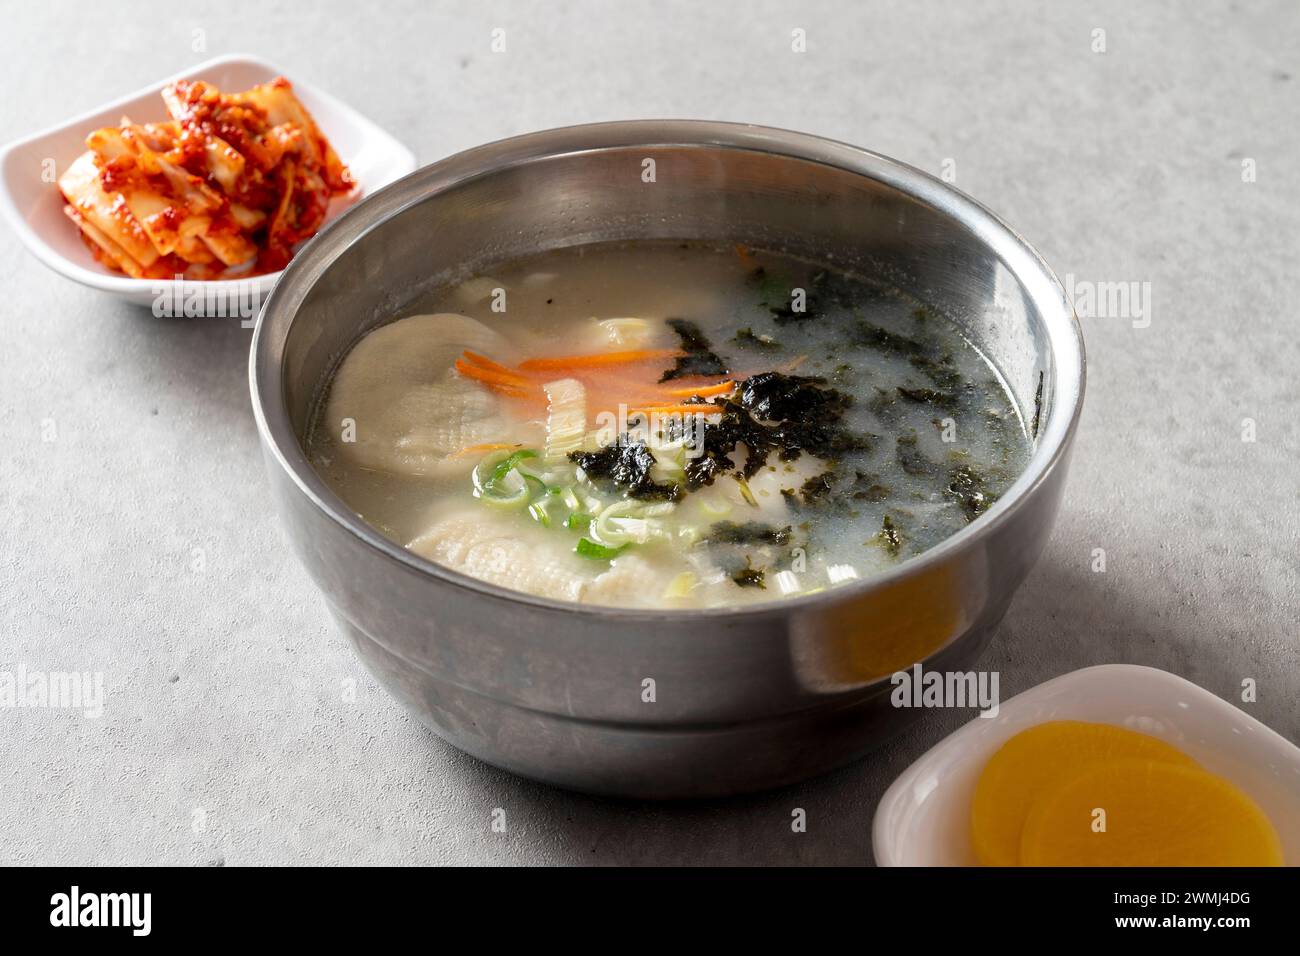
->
[751,266,789,306]
[850,471,890,502]
[1031,370,1044,438]
[769,300,820,324]
[705,520,793,546]
[908,353,962,391]
[896,431,941,478]
[945,464,995,521]
[730,557,767,589]
[876,514,903,556]
[659,318,729,382]
[782,467,889,512]
[850,320,929,357]
[798,470,838,505]
[734,327,781,350]
[685,373,872,489]
[896,385,964,411]
[569,439,682,501]
[809,267,862,309]
[739,371,852,423]
[751,265,824,324]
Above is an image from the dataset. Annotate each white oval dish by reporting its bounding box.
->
[873,664,1300,866]
[0,53,416,310]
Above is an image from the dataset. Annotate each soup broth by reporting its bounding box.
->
[306,241,1031,608]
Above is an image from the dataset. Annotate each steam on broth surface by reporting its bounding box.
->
[306,241,1031,608]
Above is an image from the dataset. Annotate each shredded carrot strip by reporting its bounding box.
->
[517,349,681,371]
[447,442,522,460]
[564,369,663,403]
[460,347,732,420]
[454,358,530,388]
[662,379,736,398]
[628,403,725,418]
[462,350,522,378]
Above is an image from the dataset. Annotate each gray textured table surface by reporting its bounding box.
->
[2,0,1296,866]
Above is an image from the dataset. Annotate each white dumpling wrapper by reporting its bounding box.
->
[407,509,673,607]
[324,313,533,477]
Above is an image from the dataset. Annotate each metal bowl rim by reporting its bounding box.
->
[250,118,1086,622]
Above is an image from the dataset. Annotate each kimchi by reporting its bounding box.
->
[58,77,353,280]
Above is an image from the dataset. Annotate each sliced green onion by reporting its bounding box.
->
[473,448,539,508]
[575,537,628,560]
[604,517,661,544]
[473,469,529,507]
[565,512,592,532]
[528,497,560,527]
[735,476,758,508]
[592,501,643,547]
[662,571,697,599]
[488,449,539,485]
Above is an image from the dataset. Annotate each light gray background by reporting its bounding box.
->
[1,0,1296,865]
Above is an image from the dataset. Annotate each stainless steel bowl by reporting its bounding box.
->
[250,121,1085,799]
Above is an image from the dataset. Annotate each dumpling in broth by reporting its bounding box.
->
[323,313,539,477]
[407,507,674,605]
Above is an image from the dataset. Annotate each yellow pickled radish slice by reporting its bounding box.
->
[1020,760,1283,866]
[970,720,1197,867]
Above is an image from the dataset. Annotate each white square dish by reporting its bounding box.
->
[0,53,416,310]
[873,664,1300,866]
